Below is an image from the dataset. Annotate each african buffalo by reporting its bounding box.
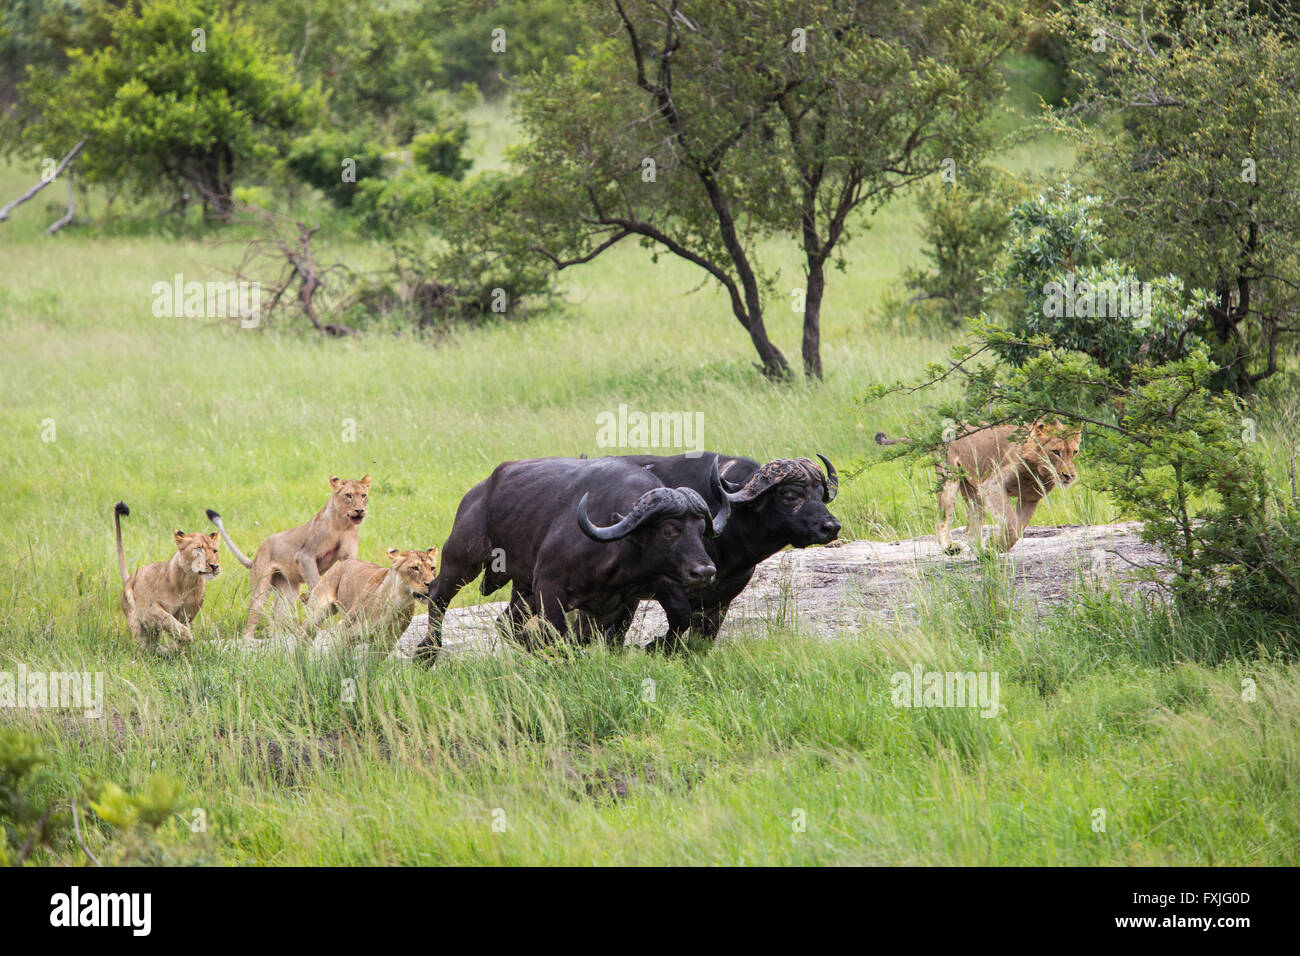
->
[415,455,730,659]
[618,451,840,650]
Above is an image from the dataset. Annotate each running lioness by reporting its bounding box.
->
[207,475,371,639]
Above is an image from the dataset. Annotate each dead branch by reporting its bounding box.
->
[227,203,355,335]
[0,139,86,222]
[45,172,76,234]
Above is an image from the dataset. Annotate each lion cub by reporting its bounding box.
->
[305,548,438,649]
[207,475,371,639]
[113,501,220,656]
[935,421,1082,553]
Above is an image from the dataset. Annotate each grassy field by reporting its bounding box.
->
[1,93,1298,865]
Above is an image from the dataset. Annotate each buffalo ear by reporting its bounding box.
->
[330,475,342,490]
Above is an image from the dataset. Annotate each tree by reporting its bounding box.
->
[15,0,314,218]
[1049,0,1300,394]
[240,0,451,142]
[509,0,1016,379]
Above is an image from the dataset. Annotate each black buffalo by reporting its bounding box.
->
[415,455,730,658]
[619,451,840,650]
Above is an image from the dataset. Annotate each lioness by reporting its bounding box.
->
[877,421,1081,553]
[113,501,220,656]
[207,475,371,639]
[305,547,438,649]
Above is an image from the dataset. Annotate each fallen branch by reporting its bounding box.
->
[0,139,86,222]
[45,172,76,234]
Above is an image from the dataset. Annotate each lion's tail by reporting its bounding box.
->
[113,501,131,584]
[874,431,913,446]
[206,508,254,568]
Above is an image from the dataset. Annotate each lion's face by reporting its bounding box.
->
[175,530,221,578]
[387,547,438,598]
[1026,423,1082,489]
[329,474,371,525]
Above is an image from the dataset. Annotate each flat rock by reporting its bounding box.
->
[382,521,1163,660]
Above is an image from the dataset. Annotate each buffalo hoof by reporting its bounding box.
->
[412,639,441,666]
[642,633,687,655]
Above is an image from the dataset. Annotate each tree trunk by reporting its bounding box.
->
[699,173,790,379]
[744,308,790,380]
[802,262,825,380]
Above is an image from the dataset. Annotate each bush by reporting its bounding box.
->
[410,121,472,180]
[285,129,388,208]
[353,170,459,237]
[986,184,1206,381]
[13,0,315,218]
[904,167,1027,326]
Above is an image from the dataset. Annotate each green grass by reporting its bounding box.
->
[2,91,1297,866]
[4,573,1297,864]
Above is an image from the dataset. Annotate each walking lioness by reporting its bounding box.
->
[305,547,438,649]
[113,501,220,656]
[207,475,371,639]
[877,421,1081,553]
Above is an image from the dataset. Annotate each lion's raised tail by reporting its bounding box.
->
[206,509,254,568]
[113,501,131,584]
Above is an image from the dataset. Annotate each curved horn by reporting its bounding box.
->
[577,493,641,542]
[705,459,730,537]
[817,454,839,503]
[715,455,749,503]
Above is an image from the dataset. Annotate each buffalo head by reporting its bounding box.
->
[719,454,841,546]
[577,483,727,588]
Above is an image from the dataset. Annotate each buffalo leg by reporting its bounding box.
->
[495,586,537,644]
[600,599,639,651]
[415,558,482,662]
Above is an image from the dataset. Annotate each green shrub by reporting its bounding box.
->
[904,166,1027,326]
[410,122,472,180]
[285,129,388,208]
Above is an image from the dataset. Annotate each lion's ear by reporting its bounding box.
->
[209,531,220,542]
[386,548,399,561]
[360,474,371,487]
[330,476,342,490]
[174,529,186,543]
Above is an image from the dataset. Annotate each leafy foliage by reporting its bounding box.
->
[1049,0,1300,393]
[509,0,1015,378]
[986,184,1207,379]
[0,729,68,865]
[14,0,315,216]
[285,128,388,208]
